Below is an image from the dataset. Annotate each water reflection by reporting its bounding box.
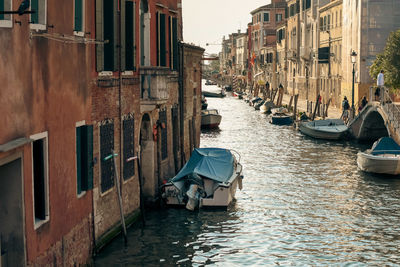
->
[95,91,400,266]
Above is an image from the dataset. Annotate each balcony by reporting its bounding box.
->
[140,67,178,108]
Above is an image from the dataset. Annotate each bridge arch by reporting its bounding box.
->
[349,103,390,141]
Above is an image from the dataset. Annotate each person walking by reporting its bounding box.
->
[375,70,384,101]
[341,96,350,123]
[359,95,368,113]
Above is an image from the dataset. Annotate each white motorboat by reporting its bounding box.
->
[162,148,243,210]
[299,119,348,140]
[201,109,222,129]
[357,137,400,175]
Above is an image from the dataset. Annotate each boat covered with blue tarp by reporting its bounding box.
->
[162,148,243,210]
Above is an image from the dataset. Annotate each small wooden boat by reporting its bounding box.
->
[260,101,275,114]
[203,88,225,98]
[357,137,400,175]
[299,119,348,140]
[269,113,293,125]
[162,148,244,210]
[201,109,222,129]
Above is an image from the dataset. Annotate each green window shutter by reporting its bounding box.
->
[121,0,126,71]
[84,125,94,190]
[74,0,83,32]
[168,16,172,68]
[0,0,4,20]
[160,13,166,66]
[104,0,115,71]
[125,1,135,70]
[96,0,104,71]
[156,12,159,66]
[76,127,82,194]
[172,17,178,70]
[31,0,39,24]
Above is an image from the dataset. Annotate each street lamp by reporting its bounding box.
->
[351,50,357,117]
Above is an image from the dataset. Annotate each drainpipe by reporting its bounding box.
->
[178,42,185,165]
[117,0,123,210]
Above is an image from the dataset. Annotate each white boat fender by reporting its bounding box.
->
[186,184,199,211]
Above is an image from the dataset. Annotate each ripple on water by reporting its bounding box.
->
[95,92,400,266]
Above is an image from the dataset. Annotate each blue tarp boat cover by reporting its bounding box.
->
[371,137,400,155]
[171,148,234,183]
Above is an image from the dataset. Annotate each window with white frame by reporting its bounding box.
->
[31,132,50,228]
[0,0,12,28]
[30,0,47,30]
[74,0,85,36]
[264,12,269,22]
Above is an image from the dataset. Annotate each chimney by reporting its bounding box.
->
[238,29,241,34]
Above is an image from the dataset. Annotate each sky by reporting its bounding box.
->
[182,0,270,56]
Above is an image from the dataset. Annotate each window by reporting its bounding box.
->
[100,121,115,193]
[327,14,331,30]
[159,110,168,160]
[264,13,269,22]
[76,124,93,195]
[305,0,311,10]
[156,12,166,66]
[74,0,84,35]
[31,132,49,228]
[276,14,282,22]
[30,0,47,31]
[123,117,135,180]
[0,0,12,28]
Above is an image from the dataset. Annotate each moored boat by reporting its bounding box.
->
[203,88,226,98]
[299,119,348,140]
[357,137,400,175]
[260,101,274,114]
[269,113,293,125]
[201,109,222,129]
[162,148,244,210]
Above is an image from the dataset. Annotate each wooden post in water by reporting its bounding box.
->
[324,98,331,118]
[311,94,320,121]
[104,151,128,242]
[293,94,299,120]
[288,95,293,110]
[136,152,146,226]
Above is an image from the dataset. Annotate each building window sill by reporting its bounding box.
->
[34,216,50,230]
[0,20,13,28]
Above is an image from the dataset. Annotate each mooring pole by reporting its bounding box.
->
[104,151,127,242]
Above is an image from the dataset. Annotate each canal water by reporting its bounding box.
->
[95,87,400,266]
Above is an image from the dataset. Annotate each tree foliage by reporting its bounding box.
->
[369,29,400,90]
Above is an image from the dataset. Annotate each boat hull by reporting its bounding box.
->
[299,119,348,140]
[357,152,400,175]
[203,91,225,98]
[201,114,222,128]
[270,115,293,125]
[163,163,243,208]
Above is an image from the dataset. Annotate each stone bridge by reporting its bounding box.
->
[348,101,400,143]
